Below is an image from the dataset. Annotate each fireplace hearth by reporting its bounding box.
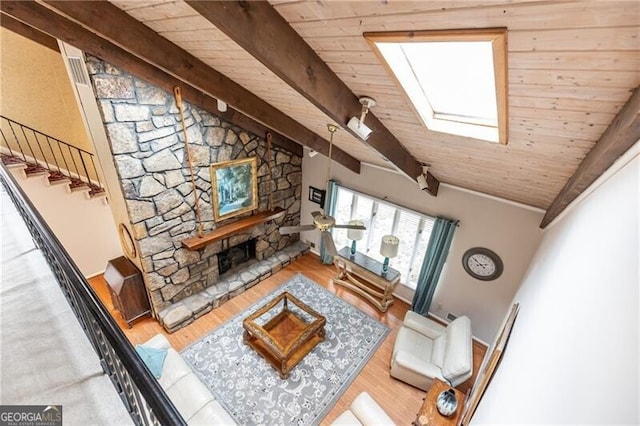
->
[218,239,256,274]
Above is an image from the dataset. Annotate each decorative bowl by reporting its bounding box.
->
[436,388,458,417]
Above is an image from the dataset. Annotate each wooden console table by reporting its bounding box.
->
[414,379,467,426]
[332,246,400,312]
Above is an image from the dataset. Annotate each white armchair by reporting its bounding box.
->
[390,311,473,391]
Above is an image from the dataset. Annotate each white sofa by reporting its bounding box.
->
[331,392,395,425]
[143,334,236,425]
[390,311,473,391]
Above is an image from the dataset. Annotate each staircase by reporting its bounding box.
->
[0,115,105,198]
[0,165,185,425]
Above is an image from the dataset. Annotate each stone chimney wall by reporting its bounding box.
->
[86,56,301,314]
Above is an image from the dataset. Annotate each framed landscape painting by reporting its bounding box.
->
[210,157,258,221]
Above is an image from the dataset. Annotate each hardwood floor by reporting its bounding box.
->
[88,252,486,425]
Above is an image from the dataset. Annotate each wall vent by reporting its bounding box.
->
[68,56,89,86]
[446,313,458,322]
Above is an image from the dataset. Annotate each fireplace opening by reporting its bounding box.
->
[218,239,256,274]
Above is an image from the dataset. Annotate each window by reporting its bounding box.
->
[332,185,434,290]
[366,28,508,144]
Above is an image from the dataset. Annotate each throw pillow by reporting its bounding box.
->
[135,345,168,379]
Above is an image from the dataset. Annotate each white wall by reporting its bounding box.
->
[8,168,123,277]
[301,149,544,342]
[472,145,640,424]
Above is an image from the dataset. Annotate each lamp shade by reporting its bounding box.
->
[380,235,400,258]
[347,220,365,241]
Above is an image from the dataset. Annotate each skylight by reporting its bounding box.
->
[367,29,508,144]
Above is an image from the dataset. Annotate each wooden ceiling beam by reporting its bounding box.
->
[540,86,640,228]
[0,2,299,157]
[0,13,59,52]
[14,0,360,173]
[187,0,438,196]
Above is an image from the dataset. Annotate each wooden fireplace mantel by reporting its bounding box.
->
[181,207,286,251]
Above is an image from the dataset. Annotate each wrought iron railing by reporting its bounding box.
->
[0,115,104,196]
[0,163,185,426]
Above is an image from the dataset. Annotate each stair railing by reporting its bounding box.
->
[0,115,104,196]
[0,163,186,426]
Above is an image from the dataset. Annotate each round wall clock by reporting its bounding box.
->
[462,247,503,281]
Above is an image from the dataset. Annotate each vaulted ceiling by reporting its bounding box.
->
[2,0,639,228]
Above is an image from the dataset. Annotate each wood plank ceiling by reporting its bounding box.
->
[60,1,640,212]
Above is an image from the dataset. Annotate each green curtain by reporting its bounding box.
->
[412,216,459,315]
[320,179,339,264]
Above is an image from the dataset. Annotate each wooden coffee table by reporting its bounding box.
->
[242,292,326,379]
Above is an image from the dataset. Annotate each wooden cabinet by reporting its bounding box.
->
[414,379,467,426]
[104,256,151,328]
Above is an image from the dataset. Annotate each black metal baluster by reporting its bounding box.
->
[0,127,15,157]
[56,141,72,177]
[78,151,91,185]
[32,131,52,173]
[67,145,82,187]
[7,120,28,162]
[19,125,40,167]
[44,136,68,184]
[45,136,63,173]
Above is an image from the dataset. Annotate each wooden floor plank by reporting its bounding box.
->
[88,252,486,424]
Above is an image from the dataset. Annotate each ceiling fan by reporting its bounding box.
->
[279,124,366,256]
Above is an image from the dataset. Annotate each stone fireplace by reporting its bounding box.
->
[87,56,307,331]
[218,239,256,275]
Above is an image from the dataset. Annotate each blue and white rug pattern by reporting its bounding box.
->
[181,273,390,425]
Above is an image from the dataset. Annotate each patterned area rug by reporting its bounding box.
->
[181,273,390,425]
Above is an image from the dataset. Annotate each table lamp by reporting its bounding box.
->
[380,235,399,273]
[347,220,365,256]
